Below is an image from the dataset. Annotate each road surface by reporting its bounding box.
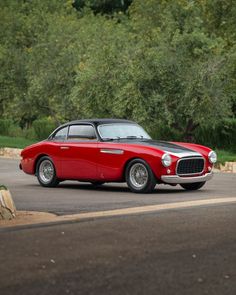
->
[0,158,235,295]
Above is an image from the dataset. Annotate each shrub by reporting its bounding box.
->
[8,125,23,137]
[151,125,183,142]
[21,127,36,140]
[0,119,14,136]
[194,119,236,152]
[32,118,57,140]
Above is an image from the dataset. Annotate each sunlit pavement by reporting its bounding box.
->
[0,158,236,295]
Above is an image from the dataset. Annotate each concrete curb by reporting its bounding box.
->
[217,162,236,173]
[1,197,236,228]
[0,147,235,173]
[0,147,22,159]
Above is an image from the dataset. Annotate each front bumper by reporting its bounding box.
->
[161,172,213,184]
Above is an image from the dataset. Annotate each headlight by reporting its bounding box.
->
[162,153,172,167]
[208,150,217,164]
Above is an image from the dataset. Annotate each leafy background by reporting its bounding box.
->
[0,0,235,150]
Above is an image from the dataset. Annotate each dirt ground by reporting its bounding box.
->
[0,211,57,228]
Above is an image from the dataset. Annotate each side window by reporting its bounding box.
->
[52,126,68,141]
[67,125,97,141]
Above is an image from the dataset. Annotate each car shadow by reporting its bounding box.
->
[56,182,196,194]
[26,182,207,194]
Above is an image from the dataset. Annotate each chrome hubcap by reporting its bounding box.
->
[39,160,54,184]
[129,163,148,189]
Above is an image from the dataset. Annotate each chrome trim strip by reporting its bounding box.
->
[176,156,205,176]
[167,151,202,158]
[161,172,213,184]
[100,149,124,155]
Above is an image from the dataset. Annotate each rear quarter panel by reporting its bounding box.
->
[21,141,62,176]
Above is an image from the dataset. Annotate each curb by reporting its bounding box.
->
[0,147,22,159]
[1,197,236,228]
[217,162,236,173]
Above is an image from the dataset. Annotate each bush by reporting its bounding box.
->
[21,127,36,140]
[194,119,236,152]
[32,118,57,140]
[8,125,23,137]
[151,125,183,142]
[0,119,14,136]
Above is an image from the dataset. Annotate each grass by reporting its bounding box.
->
[216,149,236,165]
[0,135,37,149]
[0,135,235,164]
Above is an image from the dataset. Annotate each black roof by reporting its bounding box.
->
[49,119,136,138]
[65,118,135,126]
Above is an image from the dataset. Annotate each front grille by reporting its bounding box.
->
[176,157,204,175]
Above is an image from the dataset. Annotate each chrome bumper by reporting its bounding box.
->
[161,172,213,184]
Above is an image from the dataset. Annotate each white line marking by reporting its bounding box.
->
[2,198,236,228]
[59,197,236,222]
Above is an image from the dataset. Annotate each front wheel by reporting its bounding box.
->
[125,159,156,193]
[36,156,59,187]
[180,181,206,191]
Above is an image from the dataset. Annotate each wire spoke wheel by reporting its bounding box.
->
[126,159,156,193]
[129,163,148,189]
[39,160,55,184]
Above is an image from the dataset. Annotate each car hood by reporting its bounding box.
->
[117,139,202,157]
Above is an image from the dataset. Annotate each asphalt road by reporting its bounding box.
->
[1,205,236,295]
[0,158,235,215]
[1,158,236,295]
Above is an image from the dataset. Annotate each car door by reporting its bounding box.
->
[59,124,98,180]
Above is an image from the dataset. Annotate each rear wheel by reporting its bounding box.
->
[36,156,59,187]
[180,181,206,191]
[125,159,156,193]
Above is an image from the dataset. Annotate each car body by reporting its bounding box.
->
[20,119,217,193]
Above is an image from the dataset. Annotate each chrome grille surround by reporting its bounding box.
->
[176,156,205,176]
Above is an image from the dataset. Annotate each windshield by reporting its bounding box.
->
[98,123,151,141]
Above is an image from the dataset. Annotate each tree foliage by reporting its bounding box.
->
[0,0,235,142]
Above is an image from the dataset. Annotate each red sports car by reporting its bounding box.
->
[20,119,217,193]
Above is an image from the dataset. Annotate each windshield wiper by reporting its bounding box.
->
[102,136,145,141]
[102,137,120,141]
[118,136,144,140]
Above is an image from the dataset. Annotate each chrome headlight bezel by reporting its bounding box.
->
[208,150,217,164]
[162,153,172,167]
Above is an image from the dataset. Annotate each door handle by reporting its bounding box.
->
[60,146,70,150]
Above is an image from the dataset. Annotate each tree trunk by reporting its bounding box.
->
[184,119,199,142]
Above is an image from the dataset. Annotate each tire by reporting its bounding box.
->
[36,156,59,187]
[180,181,206,191]
[125,159,156,193]
[90,181,105,186]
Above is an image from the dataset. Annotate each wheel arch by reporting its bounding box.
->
[34,154,49,174]
[122,157,151,181]
[122,156,159,182]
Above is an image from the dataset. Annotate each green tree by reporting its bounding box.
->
[70,0,233,140]
[0,0,235,144]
